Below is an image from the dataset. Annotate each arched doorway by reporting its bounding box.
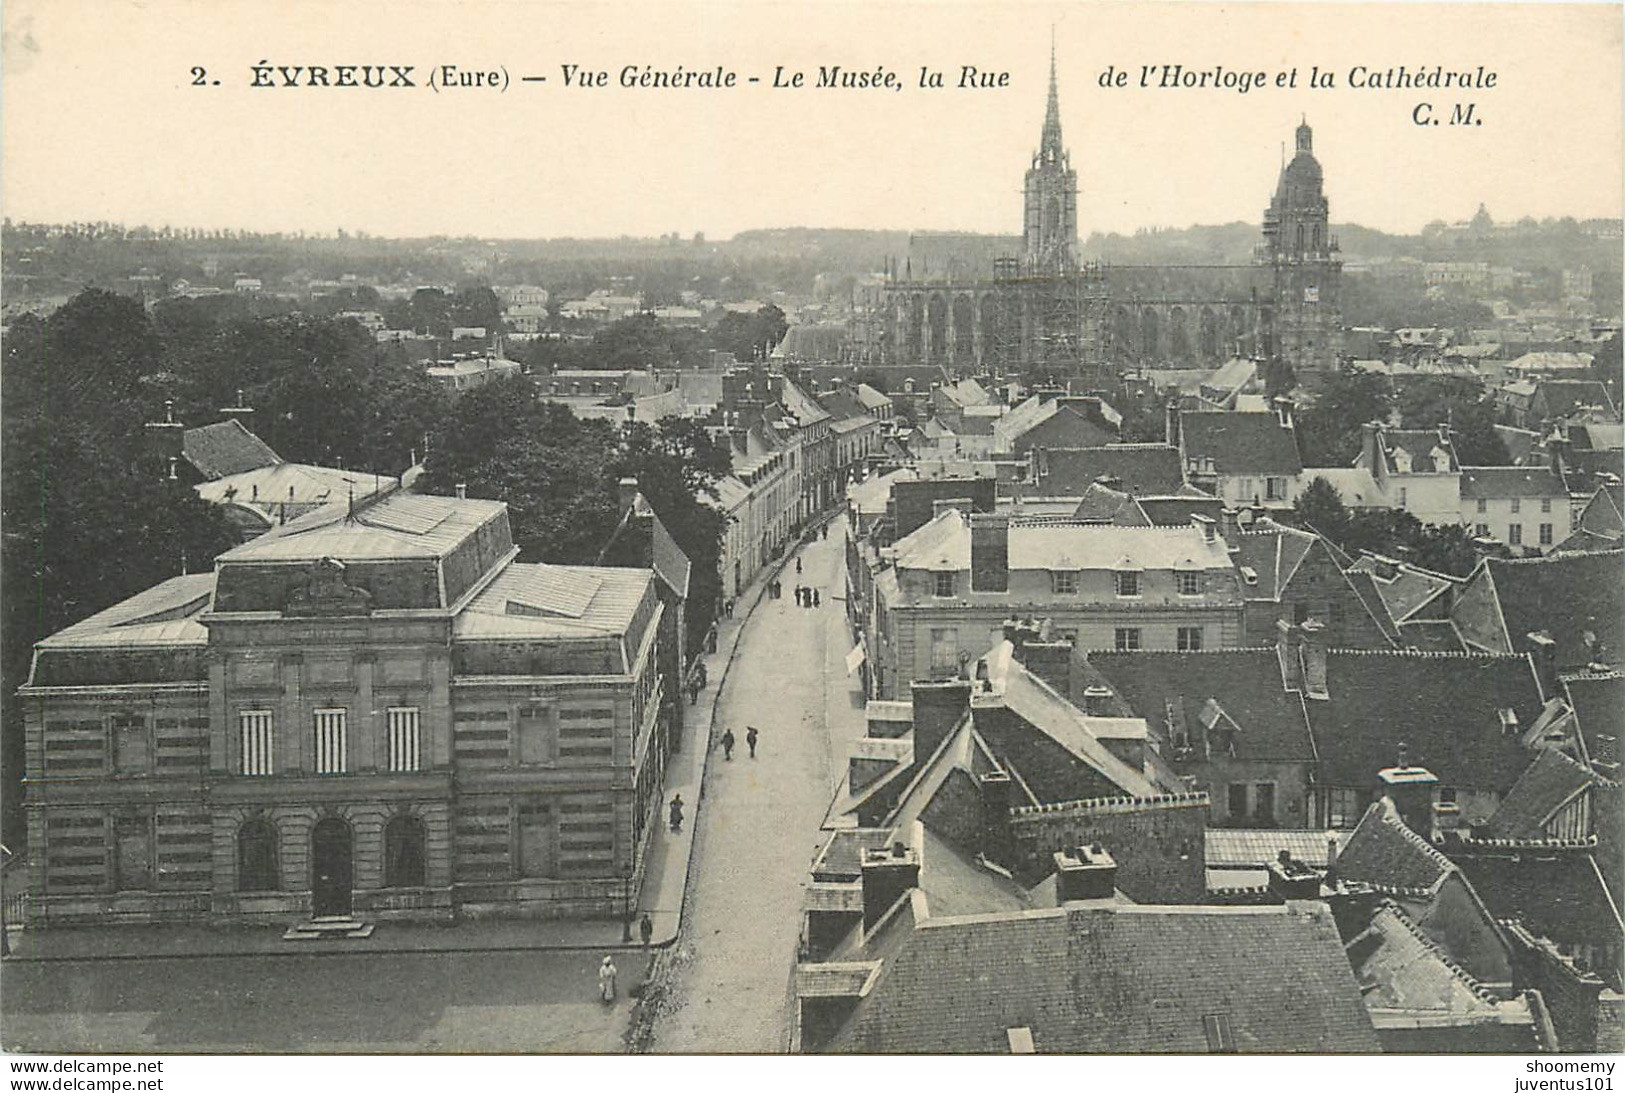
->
[311,816,353,916]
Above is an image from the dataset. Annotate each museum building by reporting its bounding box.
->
[19,491,670,925]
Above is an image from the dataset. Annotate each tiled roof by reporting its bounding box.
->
[1072,482,1135,523]
[891,510,970,571]
[182,420,282,479]
[1459,466,1567,499]
[855,384,891,411]
[1033,445,1185,496]
[1484,748,1596,839]
[827,902,1379,1053]
[1089,650,1317,762]
[649,512,692,600]
[1179,412,1303,476]
[1336,797,1455,892]
[1482,552,1625,669]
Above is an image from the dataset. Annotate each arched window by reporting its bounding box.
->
[384,814,427,888]
[238,819,278,892]
[1295,224,1305,252]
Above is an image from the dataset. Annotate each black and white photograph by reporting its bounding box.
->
[0,0,1621,1080]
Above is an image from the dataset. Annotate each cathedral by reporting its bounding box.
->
[878,53,1343,386]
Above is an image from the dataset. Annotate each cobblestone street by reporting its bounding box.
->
[648,522,866,1053]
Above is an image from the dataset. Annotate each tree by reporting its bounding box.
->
[1295,363,1392,467]
[710,304,787,362]
[1395,376,1509,466]
[1291,476,1351,541]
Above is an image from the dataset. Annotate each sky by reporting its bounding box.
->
[2,1,1620,240]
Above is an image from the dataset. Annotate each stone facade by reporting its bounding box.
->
[20,494,670,926]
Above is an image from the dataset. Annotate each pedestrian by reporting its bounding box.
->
[689,675,700,706]
[821,524,828,541]
[746,726,759,759]
[813,588,821,608]
[669,794,684,833]
[640,913,653,947]
[794,585,804,607]
[796,557,803,575]
[721,728,735,760]
[598,955,618,1003]
[697,661,708,688]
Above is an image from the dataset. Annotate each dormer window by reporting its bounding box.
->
[1392,447,1412,474]
[1051,570,1078,594]
[934,571,956,598]
[1431,446,1451,473]
[1177,571,1202,596]
[1115,571,1141,598]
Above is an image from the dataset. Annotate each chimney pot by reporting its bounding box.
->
[455,482,467,500]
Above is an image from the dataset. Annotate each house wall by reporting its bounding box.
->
[1463,494,1573,551]
[23,598,664,926]
[1242,543,1392,648]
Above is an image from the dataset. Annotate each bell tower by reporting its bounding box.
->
[1260,118,1342,386]
[1023,42,1078,273]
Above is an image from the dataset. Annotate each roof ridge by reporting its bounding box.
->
[1490,548,1625,565]
[1008,790,1210,818]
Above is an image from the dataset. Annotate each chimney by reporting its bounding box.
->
[1267,850,1323,901]
[979,771,1014,868]
[860,841,920,930]
[617,477,639,518]
[454,482,468,500]
[1377,755,1440,840]
[1082,685,1114,717]
[1300,618,1329,700]
[1275,619,1304,691]
[1272,395,1295,430]
[1016,638,1072,699]
[1361,422,1382,476]
[1219,508,1241,546]
[1548,433,1571,477]
[969,513,1010,593]
[1525,631,1558,700]
[910,680,971,764]
[1191,514,1217,544]
[1165,401,1181,447]
[1324,832,1340,887]
[1054,844,1117,903]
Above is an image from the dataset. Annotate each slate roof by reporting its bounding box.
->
[456,562,652,642]
[1310,652,1542,792]
[1566,673,1623,776]
[1135,492,1225,527]
[1232,521,1317,602]
[1452,846,1623,950]
[1337,798,1456,892]
[1347,555,1460,623]
[1349,901,1537,1038]
[855,384,891,411]
[826,902,1379,1053]
[35,573,215,651]
[1482,552,1625,669]
[1206,829,1346,869]
[1532,379,1617,420]
[1033,445,1185,496]
[182,419,282,479]
[1179,412,1303,476]
[219,493,508,564]
[1089,650,1317,763]
[1006,523,1234,574]
[1484,748,1596,839]
[1369,428,1460,475]
[1459,466,1568,500]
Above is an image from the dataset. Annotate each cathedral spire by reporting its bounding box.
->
[1040,31,1063,163]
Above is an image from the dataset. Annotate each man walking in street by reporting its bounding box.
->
[796,557,803,575]
[746,726,759,759]
[669,794,684,833]
[813,588,821,608]
[640,913,653,947]
[720,728,735,760]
